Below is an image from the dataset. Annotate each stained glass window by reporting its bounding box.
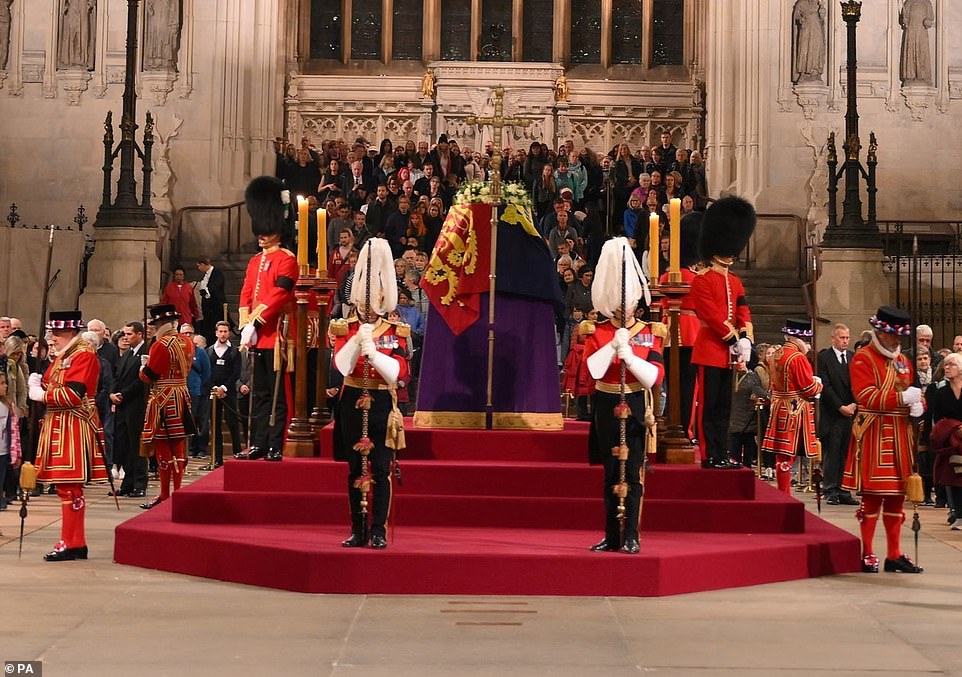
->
[392,0,423,60]
[612,0,642,65]
[479,0,512,61]
[351,0,382,61]
[522,0,553,62]
[570,0,602,64]
[652,0,684,66]
[441,0,472,61]
[309,2,342,60]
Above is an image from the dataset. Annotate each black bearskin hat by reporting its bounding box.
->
[698,195,756,261]
[245,175,288,238]
[680,212,703,268]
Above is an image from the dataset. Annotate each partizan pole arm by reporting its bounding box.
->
[38,225,55,339]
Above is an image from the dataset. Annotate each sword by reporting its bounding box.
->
[268,316,289,428]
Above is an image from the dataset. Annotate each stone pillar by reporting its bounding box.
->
[79,227,161,330]
[815,247,889,348]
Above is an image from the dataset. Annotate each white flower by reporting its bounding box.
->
[280,189,291,205]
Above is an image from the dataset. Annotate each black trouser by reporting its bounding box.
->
[729,431,757,467]
[116,412,147,493]
[337,386,393,537]
[251,349,288,451]
[819,415,853,497]
[190,392,210,456]
[593,391,646,544]
[700,365,732,462]
[212,392,242,463]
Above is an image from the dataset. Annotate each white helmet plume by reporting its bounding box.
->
[350,238,398,316]
[591,237,650,319]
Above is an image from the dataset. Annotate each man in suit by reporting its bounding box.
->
[109,321,149,498]
[206,321,242,467]
[817,323,859,505]
[195,256,229,346]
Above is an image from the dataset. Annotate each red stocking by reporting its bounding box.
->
[775,455,793,494]
[882,495,906,560]
[57,484,86,548]
[171,439,186,491]
[858,494,883,557]
[155,440,173,501]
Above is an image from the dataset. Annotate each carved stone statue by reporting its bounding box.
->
[899,0,935,85]
[58,0,97,70]
[554,74,569,102]
[791,0,825,84]
[143,0,181,71]
[0,0,12,71]
[420,69,435,99]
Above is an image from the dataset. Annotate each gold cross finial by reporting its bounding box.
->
[461,86,533,199]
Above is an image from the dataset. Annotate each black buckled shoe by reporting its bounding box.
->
[370,534,387,549]
[140,496,164,510]
[266,448,283,462]
[838,494,859,506]
[590,538,618,552]
[246,447,268,461]
[44,545,88,562]
[621,537,640,554]
[703,457,740,470]
[342,532,368,548]
[861,554,879,573]
[884,554,923,574]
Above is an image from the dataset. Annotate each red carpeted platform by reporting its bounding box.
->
[114,420,861,596]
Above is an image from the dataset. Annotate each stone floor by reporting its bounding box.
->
[2,471,961,677]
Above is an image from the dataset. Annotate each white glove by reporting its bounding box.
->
[909,401,924,418]
[900,386,922,406]
[240,323,258,348]
[361,338,378,359]
[359,323,374,343]
[28,373,43,389]
[813,376,822,385]
[737,337,752,364]
[368,351,400,385]
[616,342,635,366]
[614,328,629,348]
[29,383,45,402]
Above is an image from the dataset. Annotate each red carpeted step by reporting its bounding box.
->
[318,419,591,462]
[114,505,860,596]
[170,473,802,533]
[220,459,758,500]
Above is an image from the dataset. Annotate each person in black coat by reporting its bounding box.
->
[110,322,149,497]
[207,321,242,466]
[817,323,859,505]
[195,257,230,346]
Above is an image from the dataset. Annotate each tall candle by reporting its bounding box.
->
[296,196,308,267]
[669,198,681,275]
[648,213,660,283]
[316,207,327,276]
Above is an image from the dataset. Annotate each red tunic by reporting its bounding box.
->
[658,267,699,347]
[140,332,195,443]
[584,320,666,393]
[36,339,109,484]
[842,342,917,495]
[332,318,410,390]
[689,263,753,368]
[239,246,300,350]
[761,341,822,457]
[562,333,593,397]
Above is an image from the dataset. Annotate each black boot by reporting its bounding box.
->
[342,531,368,547]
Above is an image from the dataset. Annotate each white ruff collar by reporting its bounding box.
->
[871,331,901,360]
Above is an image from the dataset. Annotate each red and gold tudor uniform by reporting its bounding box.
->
[139,322,196,504]
[330,317,410,544]
[36,334,109,558]
[585,319,665,550]
[841,306,923,574]
[689,261,753,464]
[761,328,822,494]
[238,243,299,454]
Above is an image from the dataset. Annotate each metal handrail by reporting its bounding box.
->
[170,201,245,268]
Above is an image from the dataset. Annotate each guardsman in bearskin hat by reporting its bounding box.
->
[584,237,665,554]
[138,303,197,510]
[843,306,924,574]
[28,310,109,561]
[690,196,756,469]
[658,211,702,437]
[762,319,823,494]
[236,176,299,461]
[330,238,410,549]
